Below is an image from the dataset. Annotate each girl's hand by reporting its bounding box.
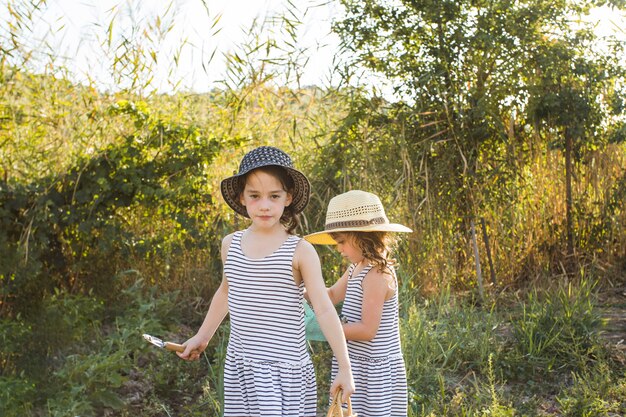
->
[176,334,209,361]
[329,366,355,403]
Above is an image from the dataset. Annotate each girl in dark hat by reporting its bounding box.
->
[178,146,354,416]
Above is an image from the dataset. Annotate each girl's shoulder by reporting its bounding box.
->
[293,236,315,257]
[292,238,320,268]
[220,231,240,260]
[362,264,394,284]
[364,264,386,276]
[362,265,397,298]
[221,231,238,246]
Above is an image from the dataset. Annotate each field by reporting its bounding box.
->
[1,1,625,415]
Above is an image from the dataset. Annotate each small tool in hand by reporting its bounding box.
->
[143,333,185,353]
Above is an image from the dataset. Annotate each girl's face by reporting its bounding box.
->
[240,170,292,229]
[333,233,364,264]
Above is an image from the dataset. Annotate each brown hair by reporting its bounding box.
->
[333,231,398,273]
[238,165,301,234]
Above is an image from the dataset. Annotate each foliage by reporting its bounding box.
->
[1,264,623,416]
[46,349,129,415]
[0,374,35,417]
[507,277,604,378]
[395,280,618,416]
[400,289,505,414]
[557,363,626,416]
[0,277,194,416]
[0,0,625,415]
[0,97,234,318]
[329,0,626,288]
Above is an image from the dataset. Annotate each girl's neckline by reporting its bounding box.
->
[237,229,294,260]
[350,262,373,279]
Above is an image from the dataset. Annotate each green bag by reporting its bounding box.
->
[304,302,327,341]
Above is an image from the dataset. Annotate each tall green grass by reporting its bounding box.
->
[394,274,621,416]
[508,277,604,378]
[1,1,625,416]
[2,271,623,416]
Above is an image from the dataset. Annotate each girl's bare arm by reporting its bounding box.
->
[296,241,355,401]
[327,268,349,305]
[303,267,348,305]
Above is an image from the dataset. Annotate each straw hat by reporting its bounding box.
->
[220,146,311,217]
[305,190,412,245]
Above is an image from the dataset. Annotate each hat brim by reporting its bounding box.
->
[220,167,311,218]
[304,223,412,245]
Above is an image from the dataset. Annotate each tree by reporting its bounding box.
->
[526,31,624,265]
[333,0,626,279]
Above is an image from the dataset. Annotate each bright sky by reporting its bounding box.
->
[2,0,624,94]
[9,0,342,93]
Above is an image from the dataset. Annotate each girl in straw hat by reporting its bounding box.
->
[177,146,354,416]
[305,190,411,417]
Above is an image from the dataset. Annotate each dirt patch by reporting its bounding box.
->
[597,285,626,368]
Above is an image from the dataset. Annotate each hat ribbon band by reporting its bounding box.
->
[324,217,387,230]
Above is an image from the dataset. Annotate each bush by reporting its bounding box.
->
[0,375,36,417]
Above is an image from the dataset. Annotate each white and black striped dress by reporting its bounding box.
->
[332,263,408,417]
[223,230,317,417]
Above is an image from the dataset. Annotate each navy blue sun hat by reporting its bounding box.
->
[220,146,311,217]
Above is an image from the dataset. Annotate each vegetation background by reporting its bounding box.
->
[1,0,625,416]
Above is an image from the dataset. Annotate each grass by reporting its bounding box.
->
[2,271,626,416]
[1,2,625,415]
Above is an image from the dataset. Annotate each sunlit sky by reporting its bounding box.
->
[3,0,624,94]
[9,0,343,93]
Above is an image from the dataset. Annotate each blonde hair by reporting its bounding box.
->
[332,231,398,273]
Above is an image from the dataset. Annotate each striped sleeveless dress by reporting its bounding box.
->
[332,264,408,417]
[223,230,317,417]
